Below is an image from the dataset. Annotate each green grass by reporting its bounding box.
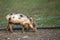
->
[0,0,60,26]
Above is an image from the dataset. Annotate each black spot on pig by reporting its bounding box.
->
[18,17,20,19]
[13,16,14,18]
[20,15,23,17]
[10,13,13,15]
[9,17,11,20]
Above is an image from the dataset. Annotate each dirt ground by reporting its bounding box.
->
[0,28,60,40]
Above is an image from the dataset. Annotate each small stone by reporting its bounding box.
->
[17,38,21,40]
[5,37,10,40]
[8,38,10,39]
[22,35,29,39]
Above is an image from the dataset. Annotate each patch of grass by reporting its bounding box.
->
[0,0,60,26]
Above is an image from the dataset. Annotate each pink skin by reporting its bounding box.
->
[6,13,36,33]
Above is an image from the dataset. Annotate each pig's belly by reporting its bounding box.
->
[10,19,21,23]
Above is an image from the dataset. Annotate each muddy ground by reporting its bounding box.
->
[0,27,60,40]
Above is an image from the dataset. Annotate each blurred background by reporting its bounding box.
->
[0,0,60,27]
